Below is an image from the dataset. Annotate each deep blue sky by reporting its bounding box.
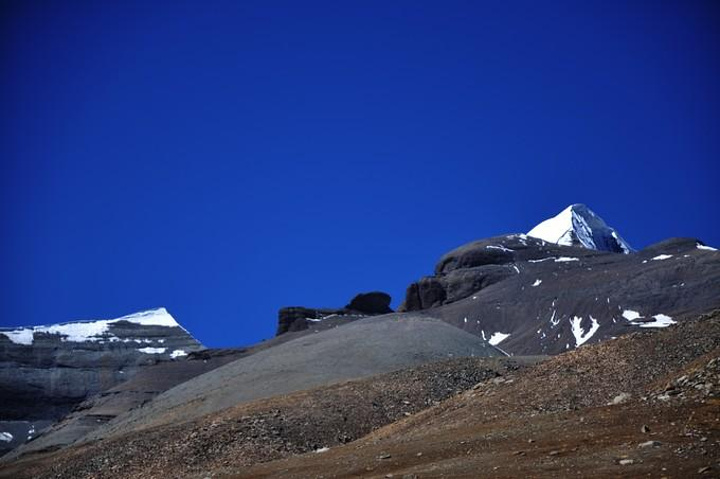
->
[2,0,719,347]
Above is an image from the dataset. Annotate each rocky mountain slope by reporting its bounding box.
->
[399,206,720,355]
[3,311,717,479]
[0,308,203,454]
[1,203,718,476]
[0,356,545,479]
[226,311,720,479]
[69,313,504,446]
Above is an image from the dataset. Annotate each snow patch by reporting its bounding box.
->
[549,310,560,327]
[0,308,182,346]
[486,245,514,253]
[532,279,542,287]
[528,257,554,263]
[638,314,676,329]
[314,447,329,453]
[137,347,167,354]
[0,329,34,346]
[0,432,13,443]
[527,204,633,253]
[569,316,600,347]
[697,243,717,251]
[170,349,188,359]
[555,257,579,262]
[622,310,642,321]
[622,310,676,328]
[488,332,510,346]
[651,254,673,261]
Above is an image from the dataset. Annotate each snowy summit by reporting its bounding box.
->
[0,308,187,346]
[528,204,633,254]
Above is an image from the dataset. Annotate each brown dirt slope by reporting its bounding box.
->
[0,356,541,479]
[238,310,720,478]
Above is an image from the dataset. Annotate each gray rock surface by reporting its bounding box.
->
[0,308,203,455]
[80,313,502,443]
[399,234,720,355]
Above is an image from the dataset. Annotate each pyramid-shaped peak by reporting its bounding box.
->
[528,204,633,254]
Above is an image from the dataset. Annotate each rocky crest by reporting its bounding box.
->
[0,308,203,454]
[399,230,720,355]
[276,291,393,336]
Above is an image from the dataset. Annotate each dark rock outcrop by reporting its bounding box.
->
[276,292,394,337]
[344,291,392,315]
[276,307,340,336]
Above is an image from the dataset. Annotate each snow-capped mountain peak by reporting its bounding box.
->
[527,204,633,254]
[0,307,195,346]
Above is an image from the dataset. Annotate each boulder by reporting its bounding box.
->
[344,292,393,315]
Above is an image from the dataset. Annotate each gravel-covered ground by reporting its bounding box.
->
[237,310,720,478]
[0,356,541,479]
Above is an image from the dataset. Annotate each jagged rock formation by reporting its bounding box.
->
[0,308,203,454]
[344,292,393,314]
[276,291,393,336]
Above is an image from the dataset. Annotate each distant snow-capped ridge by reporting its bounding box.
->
[528,204,633,254]
[0,307,189,346]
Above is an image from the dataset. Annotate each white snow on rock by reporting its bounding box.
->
[528,257,554,263]
[170,349,188,359]
[0,432,13,443]
[488,332,510,346]
[651,254,673,261]
[315,447,330,453]
[138,347,167,354]
[486,245,514,253]
[0,308,183,346]
[554,257,579,263]
[697,243,717,251]
[569,316,600,347]
[527,204,633,253]
[532,279,542,287]
[637,314,677,328]
[622,310,676,328]
[0,329,34,346]
[622,310,642,321]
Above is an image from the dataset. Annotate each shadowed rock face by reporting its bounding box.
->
[399,234,720,355]
[2,349,247,460]
[0,308,203,455]
[344,291,392,314]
